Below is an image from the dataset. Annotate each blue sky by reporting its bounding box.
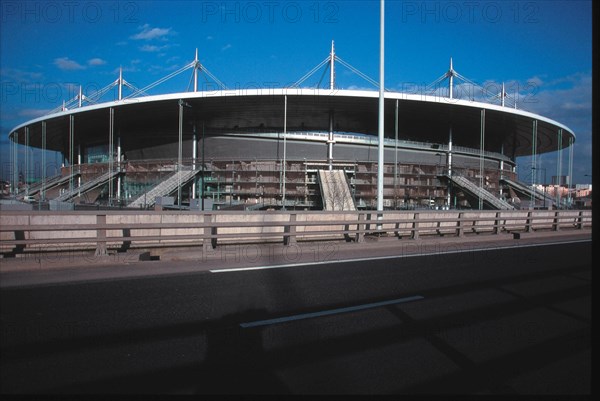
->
[0,0,592,184]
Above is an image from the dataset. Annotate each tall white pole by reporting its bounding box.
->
[24,127,29,197]
[109,108,114,204]
[377,0,385,217]
[394,99,398,208]
[531,120,538,207]
[556,129,563,208]
[12,132,18,195]
[192,126,197,199]
[194,48,199,92]
[447,125,453,207]
[283,95,287,209]
[479,109,485,210]
[449,57,453,99]
[567,136,573,207]
[178,100,183,209]
[328,112,334,170]
[77,143,82,194]
[41,122,46,201]
[330,40,335,90]
[118,67,123,101]
[69,115,74,194]
[116,136,121,201]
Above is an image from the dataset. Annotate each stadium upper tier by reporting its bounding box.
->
[8,88,574,161]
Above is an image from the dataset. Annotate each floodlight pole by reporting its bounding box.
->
[377,0,385,226]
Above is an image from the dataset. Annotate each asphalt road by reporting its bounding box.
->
[0,240,591,394]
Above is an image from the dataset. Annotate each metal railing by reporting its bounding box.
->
[0,210,591,259]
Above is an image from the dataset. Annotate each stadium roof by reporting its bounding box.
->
[9,88,575,160]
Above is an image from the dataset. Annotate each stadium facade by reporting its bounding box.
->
[6,48,575,210]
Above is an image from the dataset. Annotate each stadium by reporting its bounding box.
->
[6,46,575,211]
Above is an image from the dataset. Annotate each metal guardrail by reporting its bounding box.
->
[0,210,591,258]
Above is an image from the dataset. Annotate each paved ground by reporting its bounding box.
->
[0,228,592,394]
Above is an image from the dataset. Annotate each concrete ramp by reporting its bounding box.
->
[54,170,120,202]
[318,169,356,211]
[501,177,555,208]
[128,169,199,208]
[445,174,515,210]
[27,171,80,196]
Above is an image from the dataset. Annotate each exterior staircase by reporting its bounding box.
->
[318,169,356,211]
[127,169,199,208]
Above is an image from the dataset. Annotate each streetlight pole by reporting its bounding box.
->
[377,0,385,228]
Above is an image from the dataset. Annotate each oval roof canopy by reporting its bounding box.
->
[9,89,574,160]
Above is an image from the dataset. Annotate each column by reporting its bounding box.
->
[556,129,563,208]
[41,121,46,201]
[69,115,74,194]
[531,120,538,208]
[479,109,485,210]
[24,126,29,197]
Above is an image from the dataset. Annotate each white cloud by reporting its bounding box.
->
[53,57,85,71]
[0,68,43,82]
[131,24,171,40]
[140,44,169,53]
[221,44,232,52]
[520,71,592,183]
[523,72,591,127]
[88,58,107,66]
[18,108,51,118]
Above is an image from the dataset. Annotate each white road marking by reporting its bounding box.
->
[240,295,424,328]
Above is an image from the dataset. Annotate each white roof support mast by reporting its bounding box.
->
[118,67,123,101]
[448,57,454,99]
[194,48,199,92]
[330,40,335,90]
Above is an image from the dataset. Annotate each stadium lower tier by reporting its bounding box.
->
[13,134,537,210]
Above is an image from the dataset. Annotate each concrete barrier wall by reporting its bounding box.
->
[0,214,31,253]
[0,209,592,256]
[379,212,417,237]
[107,213,163,247]
[499,211,529,231]
[556,210,585,229]
[214,212,288,244]
[531,211,555,230]
[297,212,360,241]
